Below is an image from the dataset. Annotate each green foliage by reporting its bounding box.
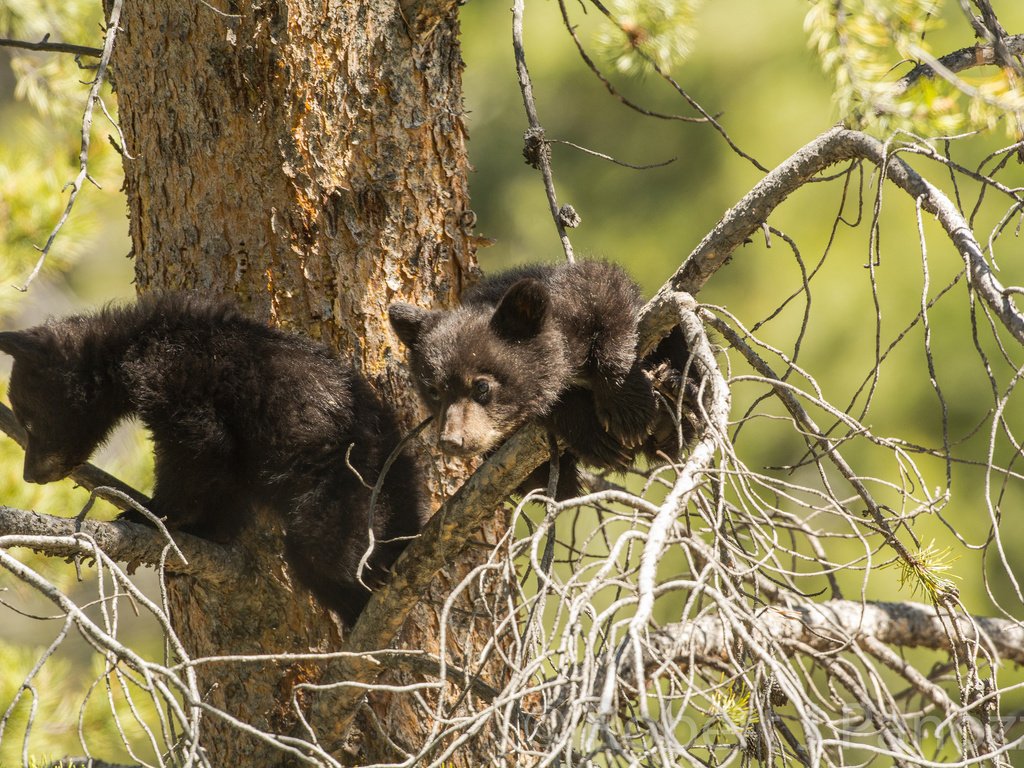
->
[886,540,961,603]
[707,680,757,736]
[0,638,161,764]
[0,0,123,301]
[594,0,704,75]
[0,8,155,764]
[805,0,1024,136]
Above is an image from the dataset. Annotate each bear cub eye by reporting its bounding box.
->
[472,378,492,405]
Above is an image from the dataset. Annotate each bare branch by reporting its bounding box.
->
[651,598,1024,666]
[549,138,676,170]
[0,506,245,583]
[512,0,575,263]
[656,126,1024,346]
[15,0,123,291]
[584,0,768,172]
[333,422,553,730]
[44,759,138,768]
[0,36,103,58]
[895,34,1024,93]
[552,0,712,125]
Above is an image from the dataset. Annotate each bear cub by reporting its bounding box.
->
[0,293,425,626]
[389,261,695,497]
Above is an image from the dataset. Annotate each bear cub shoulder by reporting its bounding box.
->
[0,293,425,626]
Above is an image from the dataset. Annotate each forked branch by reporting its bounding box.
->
[659,126,1024,347]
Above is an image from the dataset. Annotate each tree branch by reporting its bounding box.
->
[0,506,245,584]
[512,0,575,263]
[16,0,123,291]
[650,599,1024,666]
[894,34,1024,93]
[332,422,552,729]
[655,126,1024,346]
[331,289,711,734]
[0,36,103,58]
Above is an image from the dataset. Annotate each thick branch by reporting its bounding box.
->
[332,422,552,729]
[651,599,1024,666]
[0,506,245,584]
[332,290,707,733]
[657,126,1024,346]
[0,401,149,511]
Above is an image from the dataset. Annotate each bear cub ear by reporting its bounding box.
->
[490,278,549,342]
[389,303,439,349]
[0,330,50,361]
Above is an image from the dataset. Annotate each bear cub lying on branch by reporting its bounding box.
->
[0,294,425,626]
[389,261,697,498]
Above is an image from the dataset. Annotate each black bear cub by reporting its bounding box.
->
[389,261,694,497]
[0,293,425,626]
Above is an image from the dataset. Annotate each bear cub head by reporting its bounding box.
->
[389,278,568,457]
[0,322,122,485]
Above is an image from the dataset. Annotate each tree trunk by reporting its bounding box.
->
[114,1,494,762]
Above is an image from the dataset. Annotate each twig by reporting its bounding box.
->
[654,126,1024,348]
[0,35,102,58]
[555,0,713,125]
[549,138,676,170]
[512,0,575,263]
[355,415,433,586]
[15,0,124,291]
[585,0,768,172]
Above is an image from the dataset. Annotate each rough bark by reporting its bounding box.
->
[113,0,490,762]
[0,506,243,582]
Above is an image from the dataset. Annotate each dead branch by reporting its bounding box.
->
[0,36,103,58]
[332,421,553,731]
[651,599,1024,666]
[656,126,1024,347]
[16,0,123,291]
[512,0,575,263]
[0,506,244,584]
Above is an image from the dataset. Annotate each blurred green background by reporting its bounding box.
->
[2,0,1024,762]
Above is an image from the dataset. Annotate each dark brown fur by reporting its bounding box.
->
[0,293,426,625]
[390,261,695,497]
